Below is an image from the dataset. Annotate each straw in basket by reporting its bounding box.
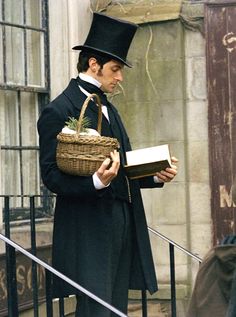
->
[56,93,120,176]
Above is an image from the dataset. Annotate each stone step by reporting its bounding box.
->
[128,300,171,316]
[19,298,189,316]
[66,300,172,317]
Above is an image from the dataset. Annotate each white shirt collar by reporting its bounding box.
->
[78,73,109,122]
[79,73,102,89]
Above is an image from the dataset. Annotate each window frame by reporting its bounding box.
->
[0,0,52,220]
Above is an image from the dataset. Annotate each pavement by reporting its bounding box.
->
[66,300,186,317]
[128,300,171,316]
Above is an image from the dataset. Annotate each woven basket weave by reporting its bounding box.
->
[56,93,119,176]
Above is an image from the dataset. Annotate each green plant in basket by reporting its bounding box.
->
[63,116,100,136]
[65,116,91,133]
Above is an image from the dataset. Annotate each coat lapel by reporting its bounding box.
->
[63,79,100,115]
[63,78,111,134]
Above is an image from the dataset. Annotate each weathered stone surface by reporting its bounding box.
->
[186,100,208,141]
[189,182,211,224]
[111,14,209,302]
[104,0,182,25]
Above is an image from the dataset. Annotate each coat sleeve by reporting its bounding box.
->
[138,176,164,189]
[37,102,106,199]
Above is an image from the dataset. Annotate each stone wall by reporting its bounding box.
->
[111,17,210,299]
[49,0,92,98]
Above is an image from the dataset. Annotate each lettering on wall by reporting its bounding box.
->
[222,32,236,53]
[0,246,51,316]
[220,185,236,208]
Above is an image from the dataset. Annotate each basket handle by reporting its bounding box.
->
[76,93,103,134]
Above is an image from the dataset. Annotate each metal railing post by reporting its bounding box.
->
[0,233,128,317]
[30,195,39,317]
[59,297,65,317]
[45,270,53,317]
[148,227,202,316]
[141,290,147,317]
[169,243,176,317]
[4,196,19,317]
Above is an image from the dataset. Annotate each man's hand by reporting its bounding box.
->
[96,150,120,186]
[155,156,178,183]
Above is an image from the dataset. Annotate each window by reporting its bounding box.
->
[0,0,52,220]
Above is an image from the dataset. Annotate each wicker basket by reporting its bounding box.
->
[56,93,120,176]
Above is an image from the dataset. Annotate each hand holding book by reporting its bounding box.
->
[155,156,178,183]
[124,144,178,181]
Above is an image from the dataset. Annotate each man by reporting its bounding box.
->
[37,12,178,317]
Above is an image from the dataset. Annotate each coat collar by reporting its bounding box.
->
[63,78,120,114]
[63,78,99,115]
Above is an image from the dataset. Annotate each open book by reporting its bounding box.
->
[124,144,171,179]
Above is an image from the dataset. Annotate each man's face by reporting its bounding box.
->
[94,60,124,93]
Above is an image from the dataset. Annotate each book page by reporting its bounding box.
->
[126,144,170,166]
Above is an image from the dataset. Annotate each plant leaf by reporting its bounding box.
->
[65,116,91,132]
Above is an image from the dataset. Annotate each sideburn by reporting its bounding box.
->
[97,67,103,77]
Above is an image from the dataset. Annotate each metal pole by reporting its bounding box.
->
[169,244,177,317]
[141,290,147,317]
[148,227,202,263]
[30,196,39,317]
[4,196,19,317]
[59,298,65,317]
[45,270,53,317]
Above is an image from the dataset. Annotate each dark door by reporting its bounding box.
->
[205,0,236,244]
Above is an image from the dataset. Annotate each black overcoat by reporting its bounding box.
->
[37,79,163,299]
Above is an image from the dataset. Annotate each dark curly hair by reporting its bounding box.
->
[77,50,113,73]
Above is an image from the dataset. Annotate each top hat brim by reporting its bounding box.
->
[72,45,133,68]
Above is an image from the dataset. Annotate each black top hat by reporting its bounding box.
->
[73,12,138,67]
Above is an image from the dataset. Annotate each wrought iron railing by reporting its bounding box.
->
[0,235,128,317]
[147,227,202,317]
[0,195,127,317]
[0,195,202,317]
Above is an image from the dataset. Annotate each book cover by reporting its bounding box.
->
[124,144,171,179]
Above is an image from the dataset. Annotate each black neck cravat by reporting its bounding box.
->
[77,76,118,134]
[77,76,109,106]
